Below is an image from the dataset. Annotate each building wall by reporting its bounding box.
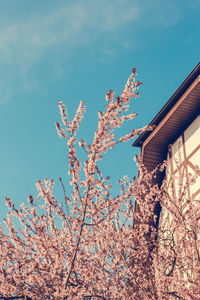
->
[159,115,200,292]
[160,115,200,227]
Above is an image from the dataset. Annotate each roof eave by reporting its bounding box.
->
[132,61,200,148]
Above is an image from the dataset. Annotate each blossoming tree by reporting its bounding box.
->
[0,68,199,299]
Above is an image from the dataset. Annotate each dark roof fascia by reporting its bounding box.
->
[132,62,200,147]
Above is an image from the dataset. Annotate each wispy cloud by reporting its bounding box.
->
[0,0,196,103]
[0,1,139,65]
[0,0,140,102]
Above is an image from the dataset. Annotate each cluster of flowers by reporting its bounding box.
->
[0,68,199,299]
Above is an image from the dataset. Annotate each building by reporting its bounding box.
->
[133,62,200,212]
[132,62,200,293]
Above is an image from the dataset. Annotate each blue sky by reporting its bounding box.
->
[0,0,199,220]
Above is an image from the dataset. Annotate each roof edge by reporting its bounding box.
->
[132,61,200,147]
